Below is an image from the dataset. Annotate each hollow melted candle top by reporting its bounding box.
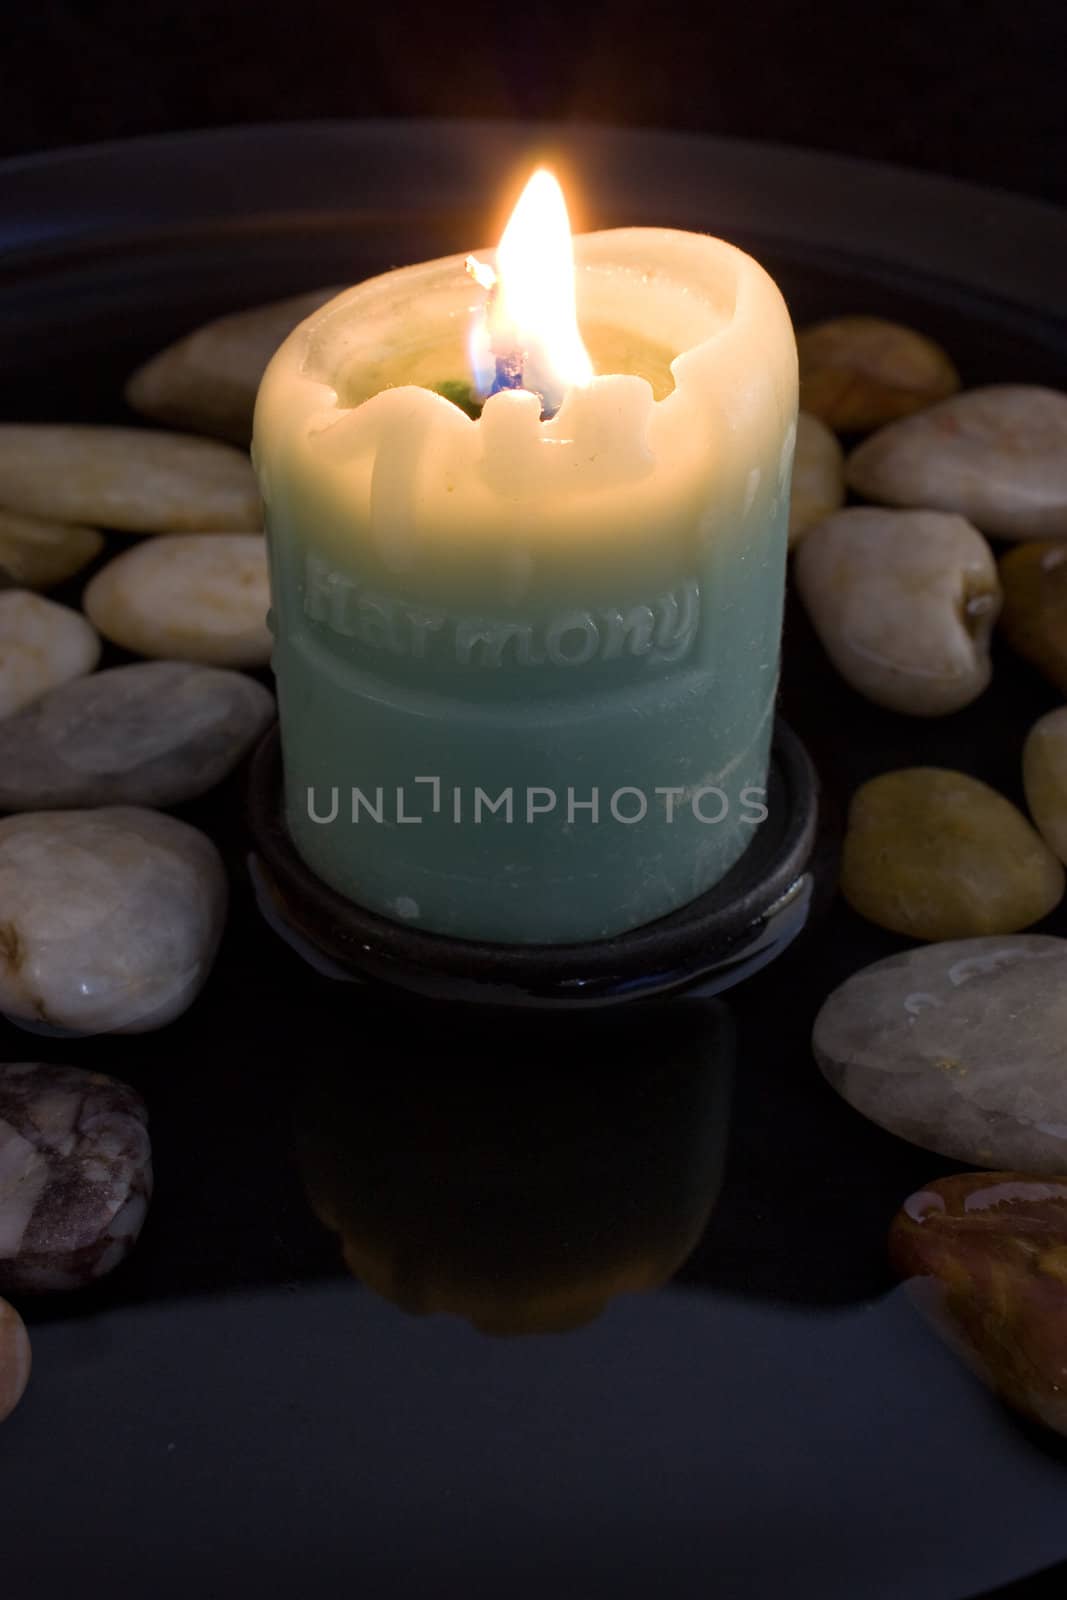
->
[337,320,679,408]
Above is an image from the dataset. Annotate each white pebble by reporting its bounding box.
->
[794,507,1000,715]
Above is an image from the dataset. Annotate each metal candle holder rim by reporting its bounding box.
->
[246,719,821,1010]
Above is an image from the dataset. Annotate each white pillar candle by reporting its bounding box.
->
[254,175,797,945]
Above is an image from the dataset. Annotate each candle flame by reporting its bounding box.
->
[467,168,593,416]
[466,255,496,293]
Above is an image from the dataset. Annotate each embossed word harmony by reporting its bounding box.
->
[303,555,701,667]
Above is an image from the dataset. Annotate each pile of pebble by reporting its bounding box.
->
[0,297,308,1422]
[0,294,1065,1438]
[792,316,1067,1441]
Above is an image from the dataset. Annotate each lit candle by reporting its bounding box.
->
[253,170,797,945]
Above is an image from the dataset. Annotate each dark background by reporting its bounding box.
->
[3,12,1067,1597]
[2,0,1067,202]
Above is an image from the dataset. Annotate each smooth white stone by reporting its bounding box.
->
[814,936,1067,1171]
[0,660,275,810]
[0,807,228,1035]
[0,590,101,719]
[794,507,1000,714]
[84,534,271,668]
[846,385,1067,539]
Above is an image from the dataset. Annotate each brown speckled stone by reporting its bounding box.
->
[890,1172,1067,1438]
[0,1296,31,1421]
[0,1061,152,1293]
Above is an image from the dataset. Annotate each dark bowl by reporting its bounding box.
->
[1,122,1066,1600]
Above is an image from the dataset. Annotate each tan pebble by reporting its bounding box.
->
[126,288,340,444]
[841,767,1065,940]
[0,424,260,534]
[0,590,101,719]
[999,541,1067,695]
[0,508,104,591]
[794,507,999,714]
[0,1297,31,1422]
[847,385,1067,539]
[84,534,270,668]
[788,412,845,546]
[1024,707,1067,864]
[797,315,960,432]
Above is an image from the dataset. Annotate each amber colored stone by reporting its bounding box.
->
[890,1172,1067,1437]
[797,315,960,433]
[841,767,1065,940]
[0,1297,31,1423]
[999,541,1067,697]
[1024,707,1067,864]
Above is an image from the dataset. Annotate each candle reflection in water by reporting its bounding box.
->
[296,1003,732,1337]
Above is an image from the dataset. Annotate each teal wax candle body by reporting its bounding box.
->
[254,226,798,945]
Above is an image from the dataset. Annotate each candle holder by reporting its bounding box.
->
[246,718,824,1010]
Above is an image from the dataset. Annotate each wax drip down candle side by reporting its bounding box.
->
[253,167,798,945]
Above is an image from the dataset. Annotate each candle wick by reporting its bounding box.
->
[489,350,526,396]
[468,255,558,420]
[484,271,525,398]
[489,356,558,421]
